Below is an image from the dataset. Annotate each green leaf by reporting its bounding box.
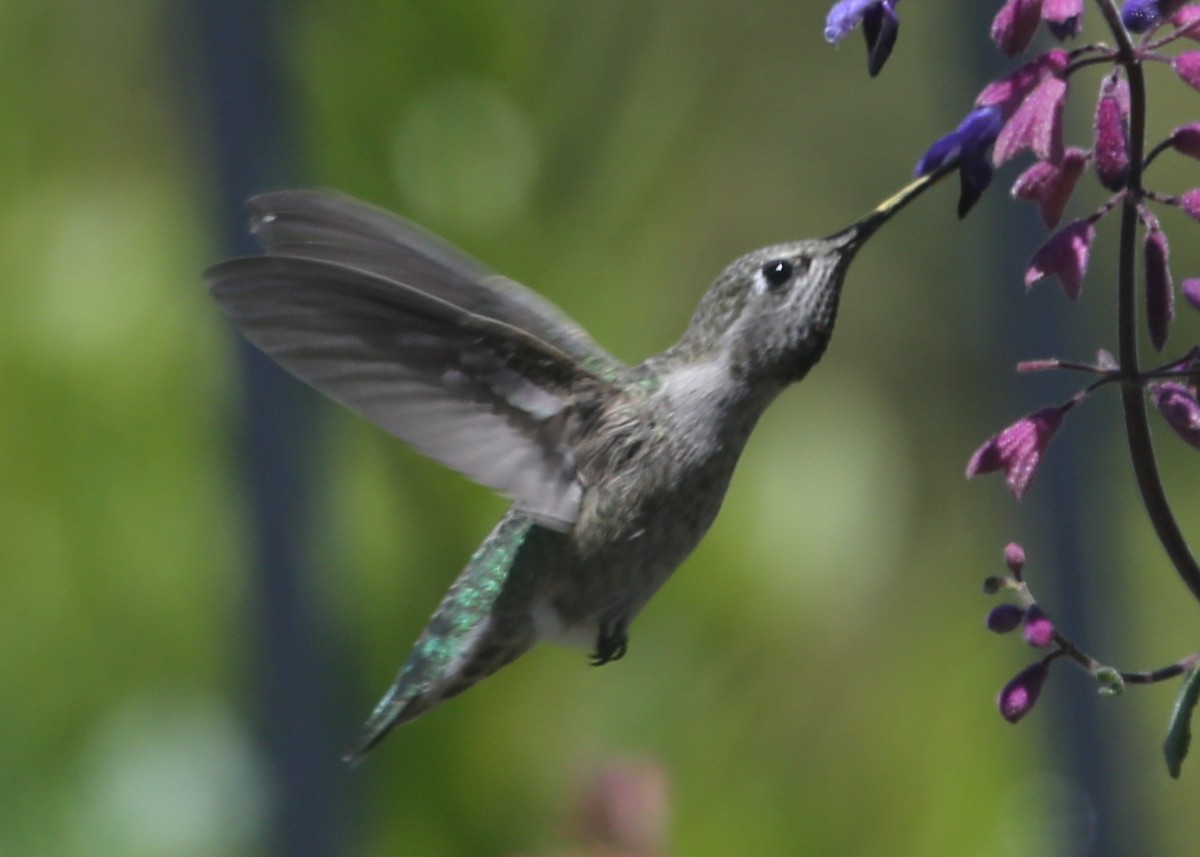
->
[1163,667,1200,778]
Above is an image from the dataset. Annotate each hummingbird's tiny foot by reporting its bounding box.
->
[589,620,629,666]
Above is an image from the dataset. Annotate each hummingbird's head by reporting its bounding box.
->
[676,171,941,384]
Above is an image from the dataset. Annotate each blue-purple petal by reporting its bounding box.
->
[825,0,883,43]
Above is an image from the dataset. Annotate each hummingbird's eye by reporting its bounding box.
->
[760,259,793,290]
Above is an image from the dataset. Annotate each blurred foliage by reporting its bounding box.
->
[4,0,1200,855]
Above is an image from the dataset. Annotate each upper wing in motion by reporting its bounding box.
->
[206,194,628,529]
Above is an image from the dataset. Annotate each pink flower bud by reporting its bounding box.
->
[1093,76,1130,190]
[1183,278,1200,311]
[1182,189,1200,222]
[966,407,1066,498]
[1022,604,1056,648]
[1025,219,1096,299]
[1175,52,1200,93]
[1172,5,1200,41]
[1004,542,1027,574]
[998,661,1050,723]
[1145,229,1174,351]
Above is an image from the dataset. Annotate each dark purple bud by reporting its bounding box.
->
[1011,148,1087,228]
[1043,0,1084,38]
[1025,219,1097,299]
[1145,229,1175,351]
[1004,542,1027,574]
[966,407,1066,497]
[1123,0,1163,31]
[998,661,1050,723]
[988,603,1027,633]
[915,106,1004,217]
[1175,52,1200,92]
[862,1,900,76]
[1023,604,1056,647]
[1181,189,1200,222]
[1183,278,1200,310]
[1151,382,1200,450]
[994,74,1068,166]
[1094,76,1131,190]
[1123,0,1187,31]
[977,50,1069,116]
[992,0,1044,56]
[1169,124,1200,158]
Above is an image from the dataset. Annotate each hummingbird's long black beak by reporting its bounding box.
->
[825,159,958,254]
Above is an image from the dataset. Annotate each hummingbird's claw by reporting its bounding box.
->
[590,619,629,666]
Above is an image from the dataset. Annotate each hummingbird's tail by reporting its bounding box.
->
[343,513,540,765]
[343,618,536,765]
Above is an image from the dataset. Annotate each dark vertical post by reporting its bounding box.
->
[187,2,349,854]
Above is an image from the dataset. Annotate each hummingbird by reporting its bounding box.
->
[205,167,947,764]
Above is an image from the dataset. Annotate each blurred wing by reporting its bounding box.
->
[244,190,625,379]
[205,254,619,529]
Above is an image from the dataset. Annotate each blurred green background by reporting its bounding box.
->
[5,1,1200,855]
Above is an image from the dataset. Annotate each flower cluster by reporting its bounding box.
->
[824,0,1200,774]
[981,544,1128,724]
[829,0,1200,491]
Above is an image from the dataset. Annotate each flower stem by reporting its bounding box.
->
[1095,0,1200,602]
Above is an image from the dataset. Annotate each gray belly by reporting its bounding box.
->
[535,448,739,635]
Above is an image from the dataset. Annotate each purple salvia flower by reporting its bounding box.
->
[1004,542,1027,574]
[1025,219,1096,299]
[825,0,901,76]
[1011,148,1087,228]
[1022,604,1056,648]
[1151,382,1200,450]
[1181,189,1200,221]
[1145,229,1174,351]
[915,105,1004,217]
[977,50,1070,115]
[1043,0,1084,38]
[1174,52,1200,92]
[987,604,1027,633]
[1094,76,1131,190]
[1184,278,1200,310]
[998,661,1050,723]
[966,406,1066,497]
[992,0,1045,56]
[1169,124,1200,158]
[993,74,1068,166]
